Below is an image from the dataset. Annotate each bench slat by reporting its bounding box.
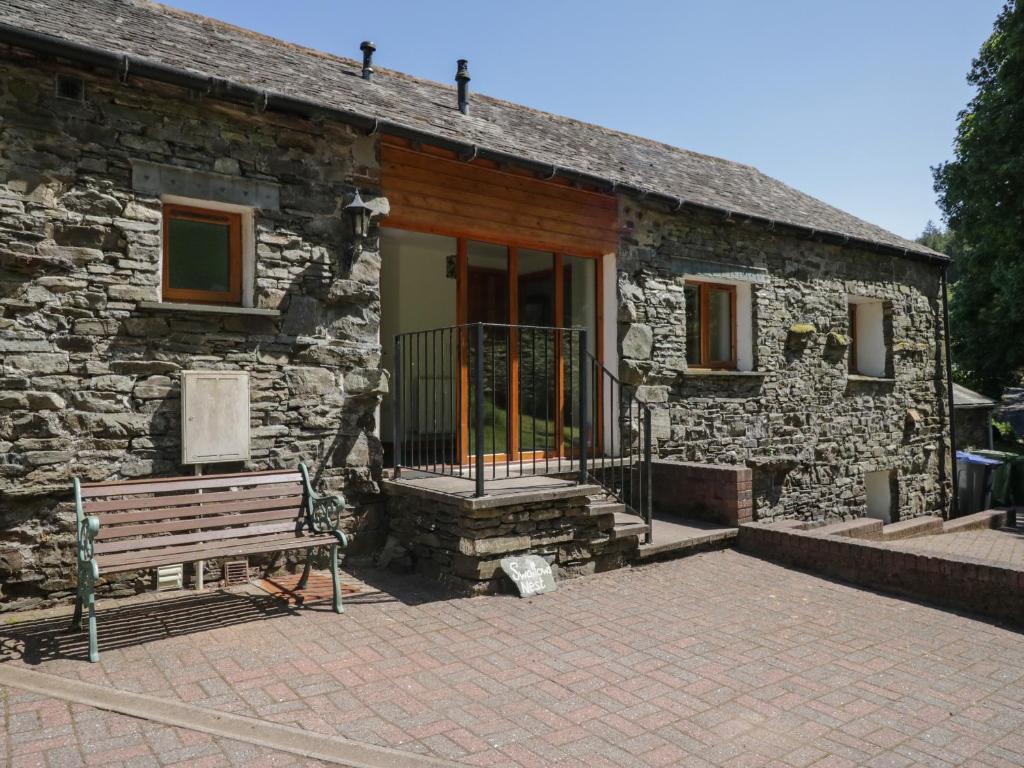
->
[94,495,304,528]
[94,521,304,555]
[95,507,303,540]
[80,470,302,498]
[96,532,338,573]
[84,482,303,515]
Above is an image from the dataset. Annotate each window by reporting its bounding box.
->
[685,281,736,368]
[848,297,886,377]
[162,203,242,304]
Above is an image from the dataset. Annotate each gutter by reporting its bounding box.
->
[941,266,959,518]
[0,21,948,267]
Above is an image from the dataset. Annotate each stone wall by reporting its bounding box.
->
[0,53,387,609]
[382,482,636,594]
[617,202,952,523]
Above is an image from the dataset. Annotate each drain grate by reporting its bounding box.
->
[222,559,250,586]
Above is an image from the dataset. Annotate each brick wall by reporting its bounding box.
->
[651,460,753,525]
[737,516,1024,627]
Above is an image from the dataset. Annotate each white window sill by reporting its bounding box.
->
[683,369,766,378]
[847,374,895,383]
[138,301,281,318]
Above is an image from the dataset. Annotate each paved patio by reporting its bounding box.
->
[882,526,1024,570]
[3,550,1024,767]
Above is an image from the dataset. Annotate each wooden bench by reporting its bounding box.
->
[72,463,347,662]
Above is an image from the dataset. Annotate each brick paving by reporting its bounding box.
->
[1,686,330,767]
[2,551,1024,767]
[880,527,1024,570]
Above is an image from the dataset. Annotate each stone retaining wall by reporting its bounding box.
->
[382,482,636,594]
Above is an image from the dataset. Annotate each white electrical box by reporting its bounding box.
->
[181,370,251,464]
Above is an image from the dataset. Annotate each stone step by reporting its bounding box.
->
[610,511,649,540]
[585,500,626,517]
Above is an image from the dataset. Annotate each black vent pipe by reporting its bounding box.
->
[360,41,375,81]
[455,59,470,114]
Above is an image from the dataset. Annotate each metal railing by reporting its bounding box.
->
[392,322,652,542]
[393,323,589,495]
[584,353,653,543]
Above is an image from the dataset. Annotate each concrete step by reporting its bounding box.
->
[808,518,883,540]
[610,511,649,540]
[881,516,943,541]
[635,527,737,563]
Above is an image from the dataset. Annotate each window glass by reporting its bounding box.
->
[167,217,231,293]
[708,288,733,363]
[685,285,701,365]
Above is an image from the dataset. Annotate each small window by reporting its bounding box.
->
[848,297,886,377]
[685,281,736,368]
[162,203,242,304]
[55,74,85,102]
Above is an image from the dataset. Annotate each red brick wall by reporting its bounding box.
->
[652,461,753,525]
[737,519,1024,628]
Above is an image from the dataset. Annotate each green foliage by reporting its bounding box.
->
[915,221,965,282]
[993,419,1017,443]
[933,1,1024,395]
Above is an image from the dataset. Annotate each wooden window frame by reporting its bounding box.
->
[685,280,738,370]
[162,203,243,305]
[848,302,858,374]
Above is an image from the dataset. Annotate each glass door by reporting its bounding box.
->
[516,250,557,458]
[460,239,600,465]
[466,241,510,459]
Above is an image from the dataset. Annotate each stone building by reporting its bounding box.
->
[0,0,952,606]
[953,383,995,451]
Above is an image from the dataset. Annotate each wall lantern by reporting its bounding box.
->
[345,189,374,240]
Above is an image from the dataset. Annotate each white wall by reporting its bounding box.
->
[853,299,886,377]
[865,470,894,523]
[602,252,619,454]
[736,282,753,372]
[379,229,458,439]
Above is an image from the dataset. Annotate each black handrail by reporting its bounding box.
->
[392,322,652,543]
[393,323,588,497]
[583,353,653,544]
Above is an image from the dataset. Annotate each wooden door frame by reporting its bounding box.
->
[384,224,605,466]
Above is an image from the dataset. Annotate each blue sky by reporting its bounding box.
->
[163,1,1001,240]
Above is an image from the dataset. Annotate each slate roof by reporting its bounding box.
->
[953,383,997,409]
[0,0,943,261]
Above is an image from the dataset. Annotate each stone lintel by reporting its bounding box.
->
[131,160,280,210]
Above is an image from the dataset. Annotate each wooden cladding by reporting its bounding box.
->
[381,136,619,256]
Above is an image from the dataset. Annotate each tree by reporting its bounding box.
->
[933,0,1024,395]
[915,221,963,283]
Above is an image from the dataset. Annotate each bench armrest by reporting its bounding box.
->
[299,463,349,546]
[73,478,101,584]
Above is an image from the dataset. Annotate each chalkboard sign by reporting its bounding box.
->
[500,555,557,597]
